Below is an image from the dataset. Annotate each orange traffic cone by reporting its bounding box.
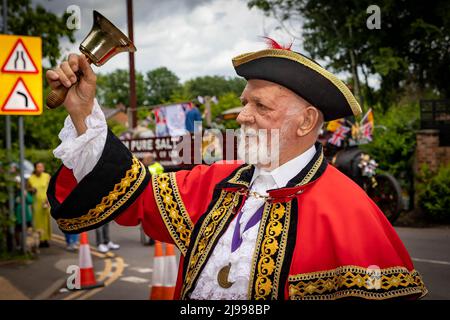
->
[162,243,178,299]
[78,232,103,290]
[149,240,165,299]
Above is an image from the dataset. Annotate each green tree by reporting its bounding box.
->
[212,92,242,129]
[96,69,147,107]
[360,102,420,202]
[248,0,450,110]
[145,67,181,105]
[183,75,246,99]
[0,0,76,66]
[0,0,77,151]
[169,87,193,104]
[212,92,241,120]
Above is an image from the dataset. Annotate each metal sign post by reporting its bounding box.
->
[1,1,42,253]
[3,0,16,251]
[18,116,27,254]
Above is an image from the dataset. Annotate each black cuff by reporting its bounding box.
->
[47,129,149,234]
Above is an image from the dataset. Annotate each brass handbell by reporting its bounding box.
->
[46,10,136,109]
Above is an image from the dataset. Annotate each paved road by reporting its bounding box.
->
[63,224,450,300]
[2,222,449,300]
[396,227,450,299]
[51,221,163,300]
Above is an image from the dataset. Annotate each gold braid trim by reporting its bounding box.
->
[248,148,325,299]
[288,265,428,300]
[181,190,240,298]
[296,150,324,186]
[227,164,253,187]
[57,156,146,232]
[232,49,362,117]
[248,201,291,300]
[152,172,193,256]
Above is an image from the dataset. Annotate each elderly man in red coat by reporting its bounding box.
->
[46,40,427,300]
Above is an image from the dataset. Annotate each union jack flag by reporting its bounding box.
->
[360,109,374,141]
[328,125,350,147]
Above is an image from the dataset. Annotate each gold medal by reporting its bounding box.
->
[217,263,234,288]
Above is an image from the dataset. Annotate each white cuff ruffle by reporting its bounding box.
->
[53,99,107,182]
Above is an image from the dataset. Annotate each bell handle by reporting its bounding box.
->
[46,85,70,110]
[46,57,92,109]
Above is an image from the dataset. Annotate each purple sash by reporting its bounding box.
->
[231,204,264,252]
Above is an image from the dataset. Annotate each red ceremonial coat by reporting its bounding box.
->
[48,131,427,300]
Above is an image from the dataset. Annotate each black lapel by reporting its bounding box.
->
[181,164,252,299]
[276,197,299,299]
[285,142,328,188]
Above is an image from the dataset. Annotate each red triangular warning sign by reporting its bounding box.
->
[1,78,39,112]
[1,38,38,74]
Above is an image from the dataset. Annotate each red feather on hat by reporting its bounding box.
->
[261,36,293,50]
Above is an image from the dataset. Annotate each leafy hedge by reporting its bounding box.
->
[360,103,419,198]
[416,164,450,222]
[0,154,16,255]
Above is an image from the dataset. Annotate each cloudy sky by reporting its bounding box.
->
[34,0,302,82]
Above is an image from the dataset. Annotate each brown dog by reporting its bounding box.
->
[25,228,42,256]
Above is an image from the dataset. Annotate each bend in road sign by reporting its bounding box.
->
[1,77,39,112]
[0,34,42,115]
[1,38,38,74]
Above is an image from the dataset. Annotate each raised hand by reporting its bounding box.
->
[45,54,97,135]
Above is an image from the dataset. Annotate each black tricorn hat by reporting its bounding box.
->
[232,41,362,121]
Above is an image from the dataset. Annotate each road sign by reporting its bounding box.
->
[1,38,39,74]
[0,34,42,115]
[1,77,39,112]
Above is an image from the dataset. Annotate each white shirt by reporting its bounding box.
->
[54,100,316,299]
[190,144,315,299]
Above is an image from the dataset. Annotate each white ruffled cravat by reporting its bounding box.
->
[189,173,277,300]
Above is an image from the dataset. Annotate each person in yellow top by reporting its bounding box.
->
[142,153,164,175]
[28,162,52,247]
[141,153,164,245]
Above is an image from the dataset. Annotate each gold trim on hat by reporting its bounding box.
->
[232,49,362,117]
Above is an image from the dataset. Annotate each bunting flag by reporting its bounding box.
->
[326,118,344,132]
[154,108,169,137]
[360,108,374,141]
[328,125,350,147]
[165,104,188,136]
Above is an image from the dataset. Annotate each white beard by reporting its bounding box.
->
[237,126,279,168]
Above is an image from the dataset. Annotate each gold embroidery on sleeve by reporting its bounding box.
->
[57,156,146,232]
[152,172,193,256]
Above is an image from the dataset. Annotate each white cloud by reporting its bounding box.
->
[36,0,298,81]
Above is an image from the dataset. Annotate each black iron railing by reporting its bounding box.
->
[420,99,450,146]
